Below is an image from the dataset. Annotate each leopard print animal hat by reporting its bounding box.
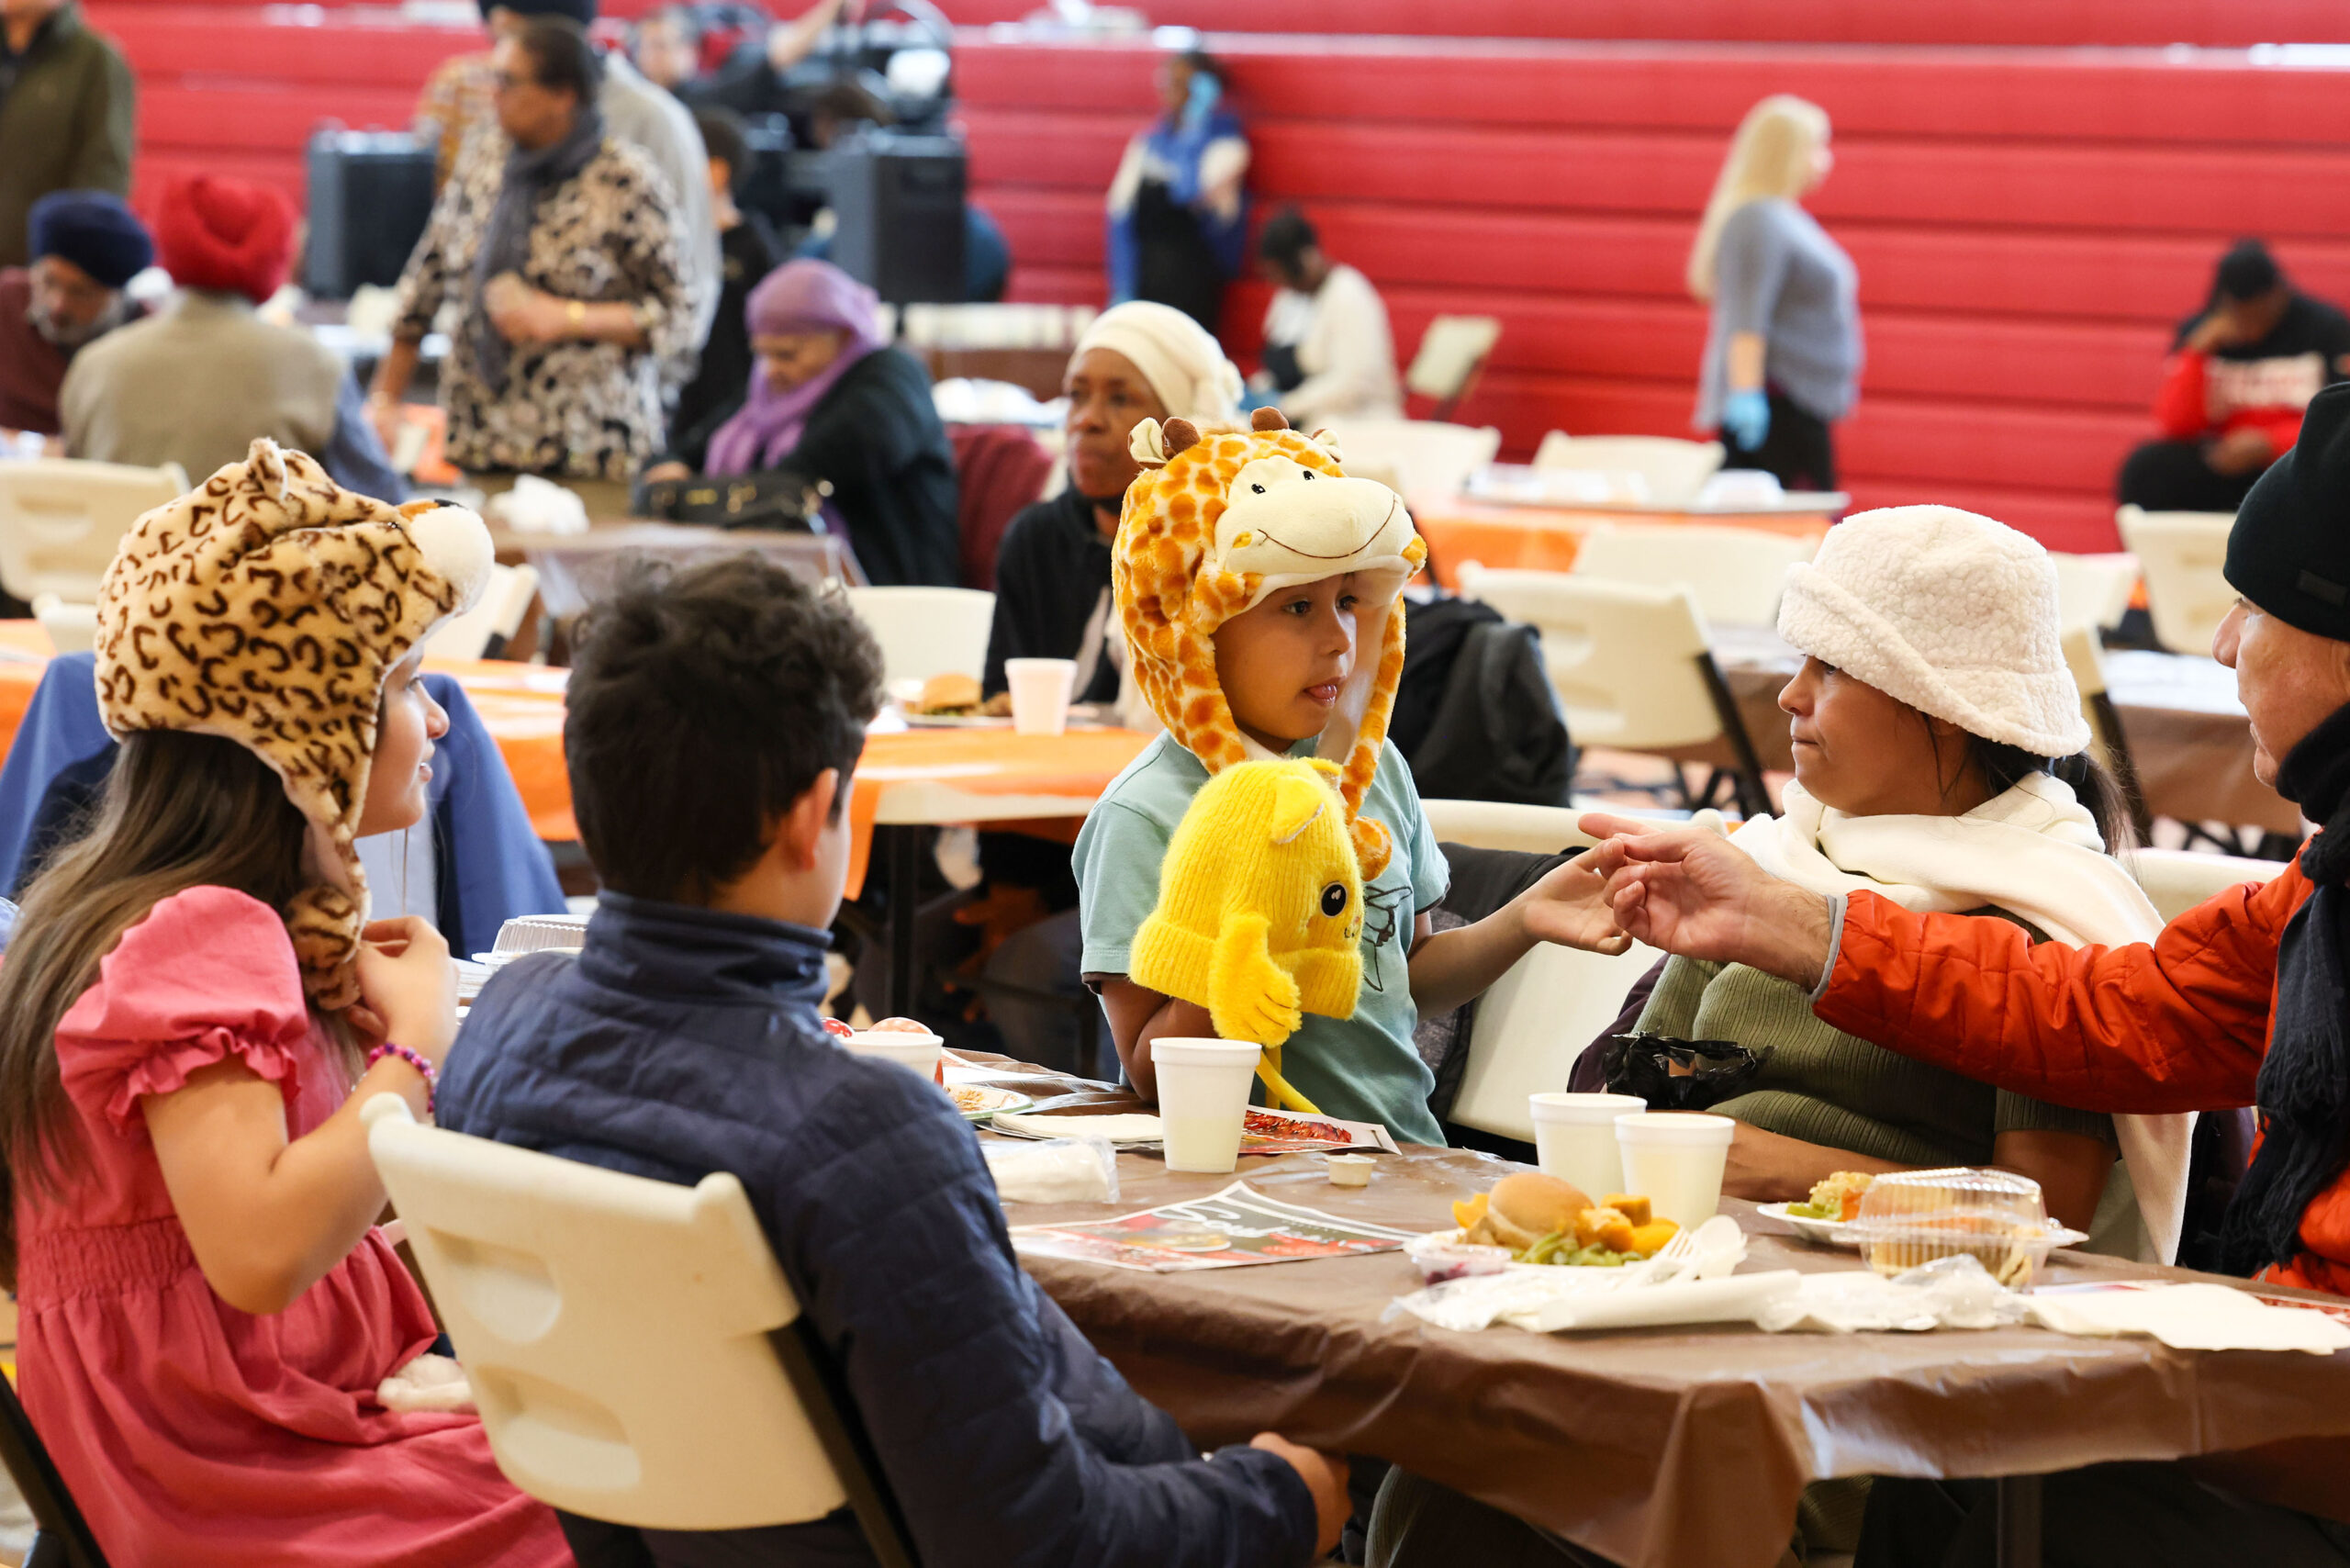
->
[1114,408,1426,879]
[94,440,493,1008]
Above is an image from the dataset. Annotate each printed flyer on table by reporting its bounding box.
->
[1011,1182,1418,1272]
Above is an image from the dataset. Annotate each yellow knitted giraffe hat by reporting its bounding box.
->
[94,440,493,1008]
[1113,408,1426,879]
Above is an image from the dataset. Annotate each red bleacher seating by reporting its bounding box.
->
[98,5,480,208]
[955,34,2350,549]
[934,1,2349,48]
[81,0,2350,548]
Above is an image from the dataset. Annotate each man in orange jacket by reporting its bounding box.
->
[1586,380,2350,1566]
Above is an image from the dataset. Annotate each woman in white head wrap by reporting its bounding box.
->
[961,303,1242,1070]
[980,300,1240,706]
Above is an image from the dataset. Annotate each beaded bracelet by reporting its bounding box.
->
[367,1042,438,1115]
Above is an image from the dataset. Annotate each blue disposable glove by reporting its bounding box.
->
[1721,388,1771,452]
[1181,71,1222,132]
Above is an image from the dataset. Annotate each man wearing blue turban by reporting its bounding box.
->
[0,189,150,441]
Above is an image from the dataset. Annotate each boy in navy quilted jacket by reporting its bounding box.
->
[440,556,1346,1568]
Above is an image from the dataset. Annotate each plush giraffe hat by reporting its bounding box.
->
[1114,408,1426,878]
[94,440,493,1008]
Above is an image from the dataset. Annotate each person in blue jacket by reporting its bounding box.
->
[439,555,1349,1568]
[1106,49,1249,334]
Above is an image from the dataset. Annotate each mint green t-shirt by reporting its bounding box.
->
[1073,733,1449,1147]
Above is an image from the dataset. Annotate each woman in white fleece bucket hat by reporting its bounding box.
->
[1614,506,2190,1271]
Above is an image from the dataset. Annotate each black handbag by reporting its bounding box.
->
[633,470,831,532]
[1599,1031,1774,1112]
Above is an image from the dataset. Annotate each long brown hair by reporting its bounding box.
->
[1919,714,2142,855]
[0,730,327,1288]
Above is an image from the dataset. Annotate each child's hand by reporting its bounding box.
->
[352,917,459,1063]
[1515,856,1634,956]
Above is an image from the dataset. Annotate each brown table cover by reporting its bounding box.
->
[956,1058,2350,1568]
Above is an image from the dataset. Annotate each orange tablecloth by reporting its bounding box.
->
[0,622,51,753]
[0,625,583,839]
[422,659,576,839]
[1410,493,1835,589]
[844,726,1154,897]
[0,628,1149,890]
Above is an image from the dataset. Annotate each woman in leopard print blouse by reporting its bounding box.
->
[375,19,690,485]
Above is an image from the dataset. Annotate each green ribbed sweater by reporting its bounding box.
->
[1635,954,2112,1166]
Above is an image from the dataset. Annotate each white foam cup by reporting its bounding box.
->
[1614,1111,1737,1226]
[1005,657,1079,735]
[1528,1092,1646,1196]
[841,1030,945,1081]
[1151,1037,1261,1173]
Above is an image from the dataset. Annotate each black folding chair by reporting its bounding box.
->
[0,1368,109,1568]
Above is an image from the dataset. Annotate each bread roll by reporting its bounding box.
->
[1473,1171,1593,1250]
[917,672,983,713]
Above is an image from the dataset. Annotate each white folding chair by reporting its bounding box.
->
[1403,314,1501,421]
[1450,940,1664,1144]
[363,1096,915,1563]
[2115,505,2234,655]
[29,594,96,655]
[1456,564,1769,815]
[0,458,188,605]
[1418,800,1665,1141]
[1531,433,1727,510]
[2129,846,2283,924]
[2049,551,2140,635]
[426,563,540,661]
[1421,799,1590,856]
[1317,417,1501,501]
[1568,521,1813,627]
[843,585,996,687]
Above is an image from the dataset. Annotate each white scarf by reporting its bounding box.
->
[1728,773,2191,1264]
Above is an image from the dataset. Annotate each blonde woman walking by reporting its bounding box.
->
[1687,95,1860,491]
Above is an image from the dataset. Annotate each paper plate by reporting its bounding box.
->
[948,1085,1033,1124]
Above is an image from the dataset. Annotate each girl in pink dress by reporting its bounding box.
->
[0,442,573,1566]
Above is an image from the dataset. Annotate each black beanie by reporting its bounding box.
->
[479,0,596,27]
[2217,238,2283,302]
[2224,380,2350,641]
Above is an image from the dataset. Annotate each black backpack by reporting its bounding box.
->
[1392,596,1575,808]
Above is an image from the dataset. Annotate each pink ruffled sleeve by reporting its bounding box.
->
[55,887,312,1137]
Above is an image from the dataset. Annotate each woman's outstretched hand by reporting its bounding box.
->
[1576,813,1838,986]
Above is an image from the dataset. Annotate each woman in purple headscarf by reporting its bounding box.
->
[648,258,959,586]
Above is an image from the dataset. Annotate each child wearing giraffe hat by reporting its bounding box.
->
[1072,409,1628,1142]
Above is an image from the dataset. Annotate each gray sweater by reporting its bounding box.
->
[61,291,403,498]
[1695,197,1862,429]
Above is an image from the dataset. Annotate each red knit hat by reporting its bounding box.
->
[155,176,297,305]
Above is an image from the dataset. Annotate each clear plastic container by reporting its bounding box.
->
[1406,1232,1516,1285]
[491,914,590,956]
[1848,1167,2060,1288]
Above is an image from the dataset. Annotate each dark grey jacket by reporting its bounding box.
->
[442,891,1318,1568]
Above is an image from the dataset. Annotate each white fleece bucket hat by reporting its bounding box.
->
[1776,505,2090,757]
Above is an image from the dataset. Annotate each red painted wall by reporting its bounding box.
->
[957,34,2350,547]
[85,2,2350,547]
